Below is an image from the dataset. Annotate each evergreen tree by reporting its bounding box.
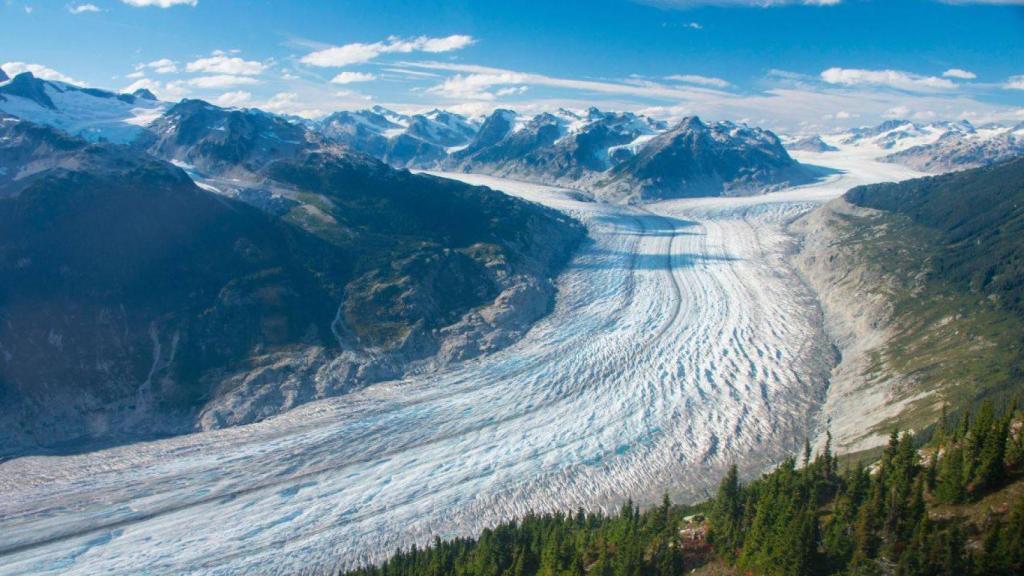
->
[935,445,967,503]
[708,464,743,558]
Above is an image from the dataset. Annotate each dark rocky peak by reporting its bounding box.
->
[0,72,56,110]
[675,116,708,133]
[148,99,317,174]
[527,112,565,130]
[466,109,517,148]
[0,67,8,82]
[132,88,158,101]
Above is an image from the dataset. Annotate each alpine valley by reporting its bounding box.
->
[1,4,1023,574]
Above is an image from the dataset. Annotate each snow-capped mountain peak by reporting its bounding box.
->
[0,71,167,144]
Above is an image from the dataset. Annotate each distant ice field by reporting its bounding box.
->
[0,151,921,575]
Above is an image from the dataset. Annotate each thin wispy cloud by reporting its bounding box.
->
[642,0,841,7]
[942,68,977,79]
[820,67,957,92]
[300,35,475,68]
[120,0,196,7]
[188,75,261,88]
[331,71,377,84]
[403,61,733,103]
[68,3,100,13]
[380,67,440,79]
[666,74,731,88]
[642,0,1024,6]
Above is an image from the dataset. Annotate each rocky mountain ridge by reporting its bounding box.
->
[0,106,584,455]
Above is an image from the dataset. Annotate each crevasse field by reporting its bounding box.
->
[0,149,921,575]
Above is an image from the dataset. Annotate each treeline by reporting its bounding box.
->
[709,401,1024,576]
[339,401,1024,576]
[340,496,691,576]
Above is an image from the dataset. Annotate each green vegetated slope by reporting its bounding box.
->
[832,158,1024,438]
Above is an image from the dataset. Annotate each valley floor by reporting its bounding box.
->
[0,152,921,575]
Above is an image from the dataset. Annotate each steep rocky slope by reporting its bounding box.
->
[792,158,1024,453]
[143,99,322,176]
[0,116,584,455]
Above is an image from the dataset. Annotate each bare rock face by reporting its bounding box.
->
[790,198,910,454]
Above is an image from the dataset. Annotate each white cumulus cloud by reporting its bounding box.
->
[942,68,977,79]
[330,71,377,84]
[1,61,83,85]
[260,92,323,119]
[300,35,475,68]
[1004,75,1024,90]
[142,58,178,74]
[820,67,956,92]
[212,90,252,107]
[186,54,265,76]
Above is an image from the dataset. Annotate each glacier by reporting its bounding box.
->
[0,150,922,575]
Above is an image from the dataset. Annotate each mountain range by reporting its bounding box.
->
[0,71,819,202]
[793,117,1024,174]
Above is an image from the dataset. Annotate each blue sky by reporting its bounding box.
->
[2,0,1023,131]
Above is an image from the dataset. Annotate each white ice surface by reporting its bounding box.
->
[0,83,166,144]
[0,149,920,575]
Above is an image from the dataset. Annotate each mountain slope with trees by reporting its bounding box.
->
[340,401,1024,576]
[793,157,1024,455]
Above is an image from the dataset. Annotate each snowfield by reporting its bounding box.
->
[0,152,920,575]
